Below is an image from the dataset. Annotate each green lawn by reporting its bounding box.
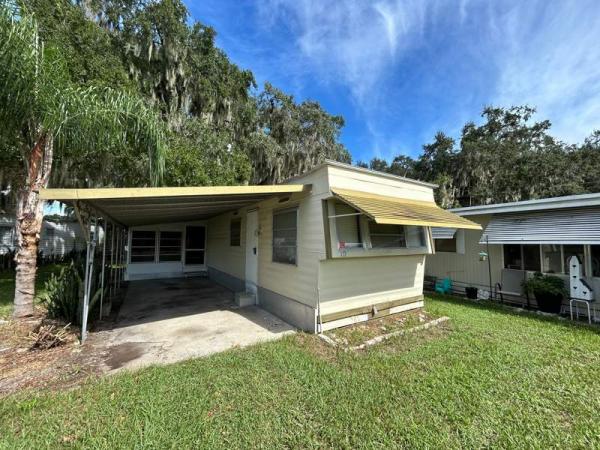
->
[0,264,65,319]
[2,295,600,448]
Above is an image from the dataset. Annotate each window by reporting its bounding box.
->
[591,246,600,277]
[130,230,156,262]
[564,245,585,276]
[45,227,55,239]
[368,222,406,249]
[522,245,541,271]
[230,218,241,247]
[334,202,361,248]
[405,226,426,248]
[542,244,562,273]
[503,244,522,269]
[273,208,297,264]
[159,231,182,262]
[0,226,13,246]
[435,237,456,253]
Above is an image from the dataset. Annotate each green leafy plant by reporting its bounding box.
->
[39,262,82,324]
[522,272,566,297]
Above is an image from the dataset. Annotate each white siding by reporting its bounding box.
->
[318,255,425,314]
[206,210,246,280]
[327,165,435,202]
[426,214,503,290]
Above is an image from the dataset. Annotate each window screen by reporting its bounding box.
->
[130,230,156,262]
[522,245,541,271]
[334,202,361,248]
[591,246,600,277]
[435,238,456,253]
[542,244,562,273]
[185,226,206,265]
[273,209,297,264]
[230,218,241,247]
[368,222,406,249]
[503,244,522,269]
[159,231,182,262]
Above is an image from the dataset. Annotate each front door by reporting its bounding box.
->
[185,225,206,270]
[245,210,258,294]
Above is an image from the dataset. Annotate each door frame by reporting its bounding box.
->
[245,209,259,294]
[183,224,207,272]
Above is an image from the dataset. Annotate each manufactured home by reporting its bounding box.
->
[40,161,479,333]
[0,215,85,257]
[426,193,600,320]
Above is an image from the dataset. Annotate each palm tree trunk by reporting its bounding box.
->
[13,134,53,318]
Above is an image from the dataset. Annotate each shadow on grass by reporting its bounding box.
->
[426,291,600,335]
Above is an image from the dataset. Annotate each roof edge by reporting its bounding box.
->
[283,160,438,189]
[451,192,600,216]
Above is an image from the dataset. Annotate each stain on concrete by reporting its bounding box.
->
[105,342,146,370]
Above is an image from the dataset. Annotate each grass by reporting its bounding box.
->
[2,295,600,448]
[0,264,65,319]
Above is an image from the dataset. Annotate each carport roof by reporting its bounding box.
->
[40,185,310,226]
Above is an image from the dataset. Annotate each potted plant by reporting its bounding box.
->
[465,286,478,299]
[522,272,566,314]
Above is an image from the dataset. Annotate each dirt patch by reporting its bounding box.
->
[104,342,145,370]
[326,310,439,347]
[0,318,106,397]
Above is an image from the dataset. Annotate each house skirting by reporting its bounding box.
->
[258,286,317,332]
[320,295,424,332]
[207,266,245,293]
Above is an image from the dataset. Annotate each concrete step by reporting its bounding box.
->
[235,291,256,307]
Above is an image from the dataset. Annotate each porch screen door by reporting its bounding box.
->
[185,226,206,267]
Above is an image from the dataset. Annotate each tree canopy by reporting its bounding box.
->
[0,0,351,204]
[361,106,600,208]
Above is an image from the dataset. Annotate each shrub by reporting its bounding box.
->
[39,262,82,324]
[522,272,566,297]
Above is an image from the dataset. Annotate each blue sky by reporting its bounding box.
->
[185,0,600,163]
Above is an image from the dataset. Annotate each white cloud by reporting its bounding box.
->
[491,0,600,143]
[255,0,600,157]
[257,0,431,106]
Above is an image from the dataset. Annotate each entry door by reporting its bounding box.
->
[245,210,259,294]
[185,225,206,270]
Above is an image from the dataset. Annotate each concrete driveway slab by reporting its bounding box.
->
[99,278,295,371]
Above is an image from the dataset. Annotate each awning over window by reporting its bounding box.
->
[431,227,457,239]
[479,207,600,244]
[331,188,481,230]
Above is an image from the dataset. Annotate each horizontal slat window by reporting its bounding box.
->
[159,231,182,262]
[273,208,297,265]
[130,230,156,263]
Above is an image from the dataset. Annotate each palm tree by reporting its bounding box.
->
[0,2,166,318]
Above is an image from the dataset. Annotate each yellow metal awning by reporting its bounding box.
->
[40,185,310,226]
[332,188,482,230]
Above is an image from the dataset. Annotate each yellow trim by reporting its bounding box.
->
[332,188,482,230]
[40,184,310,201]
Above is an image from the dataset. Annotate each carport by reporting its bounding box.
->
[40,185,308,342]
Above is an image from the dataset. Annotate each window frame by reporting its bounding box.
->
[158,230,182,263]
[272,207,298,266]
[129,230,158,263]
[502,243,594,277]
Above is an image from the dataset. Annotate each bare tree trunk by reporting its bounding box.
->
[13,134,53,318]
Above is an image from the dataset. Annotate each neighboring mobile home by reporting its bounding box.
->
[40,161,478,332]
[426,193,600,320]
[0,215,85,257]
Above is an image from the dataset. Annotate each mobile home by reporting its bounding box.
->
[426,193,600,320]
[40,161,479,332]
